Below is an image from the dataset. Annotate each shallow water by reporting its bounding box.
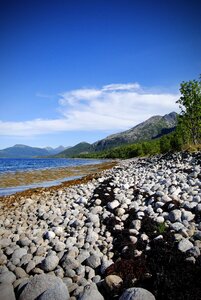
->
[0,158,108,196]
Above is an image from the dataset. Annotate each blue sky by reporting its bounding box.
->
[0,0,201,149]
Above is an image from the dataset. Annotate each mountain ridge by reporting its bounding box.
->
[92,112,177,151]
[0,144,68,158]
[56,112,178,157]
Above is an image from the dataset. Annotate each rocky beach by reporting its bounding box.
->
[0,151,201,300]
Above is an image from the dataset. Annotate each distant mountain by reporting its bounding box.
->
[0,144,69,158]
[93,112,178,151]
[0,144,50,158]
[55,142,92,158]
[44,145,69,155]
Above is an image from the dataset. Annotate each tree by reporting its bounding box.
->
[176,76,201,145]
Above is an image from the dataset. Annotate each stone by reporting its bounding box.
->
[0,283,16,300]
[0,238,11,248]
[181,211,194,222]
[26,261,36,274]
[0,271,16,284]
[41,255,59,272]
[44,231,56,240]
[18,274,69,300]
[119,287,156,300]
[168,210,181,222]
[37,286,69,300]
[107,200,120,210]
[78,283,104,300]
[14,267,28,279]
[86,254,101,269]
[60,255,80,270]
[53,227,64,237]
[178,239,194,253]
[54,241,66,252]
[131,220,141,231]
[104,275,123,292]
[77,250,90,264]
[194,231,201,240]
[12,248,27,260]
[170,222,185,232]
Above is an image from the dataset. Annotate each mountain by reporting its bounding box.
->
[55,112,178,157]
[0,144,50,158]
[44,145,69,155]
[93,112,178,151]
[55,142,92,158]
[0,144,69,158]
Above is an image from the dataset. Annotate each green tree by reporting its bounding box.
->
[176,76,201,145]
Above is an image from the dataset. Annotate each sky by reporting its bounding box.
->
[0,0,201,149]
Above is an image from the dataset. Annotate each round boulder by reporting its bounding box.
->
[119,287,155,300]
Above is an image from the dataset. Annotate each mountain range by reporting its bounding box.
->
[0,112,177,158]
[0,145,68,158]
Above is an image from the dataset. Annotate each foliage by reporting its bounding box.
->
[176,75,201,145]
[76,131,183,159]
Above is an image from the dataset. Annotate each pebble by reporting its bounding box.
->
[41,255,59,272]
[178,239,194,252]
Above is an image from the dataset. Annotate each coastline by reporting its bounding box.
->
[0,151,201,299]
[0,161,117,205]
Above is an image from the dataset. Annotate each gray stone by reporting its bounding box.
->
[18,274,69,300]
[178,239,194,253]
[181,211,194,222]
[26,261,36,274]
[0,283,16,300]
[77,250,90,264]
[12,248,27,260]
[54,241,66,252]
[0,271,16,284]
[170,222,185,232]
[37,285,69,300]
[14,267,28,279]
[41,255,59,272]
[168,210,181,222]
[0,238,11,248]
[78,283,104,300]
[61,254,80,270]
[119,287,156,300]
[86,254,101,269]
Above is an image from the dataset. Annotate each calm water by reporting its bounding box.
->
[0,158,104,196]
[0,158,103,174]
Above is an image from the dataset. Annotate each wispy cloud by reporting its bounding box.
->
[0,82,180,136]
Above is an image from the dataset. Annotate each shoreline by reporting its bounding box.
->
[0,161,117,206]
[0,151,201,299]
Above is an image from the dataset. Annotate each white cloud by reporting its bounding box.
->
[102,82,141,91]
[0,82,180,137]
